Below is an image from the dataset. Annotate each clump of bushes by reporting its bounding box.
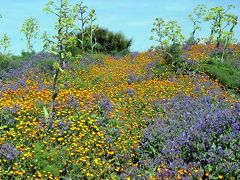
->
[205,58,240,90]
[75,27,132,55]
[0,51,35,79]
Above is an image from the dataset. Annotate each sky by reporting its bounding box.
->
[0,0,240,54]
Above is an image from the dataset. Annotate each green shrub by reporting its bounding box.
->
[75,27,132,55]
[152,63,173,79]
[32,142,65,176]
[20,51,35,59]
[0,51,36,72]
[205,59,240,90]
[162,45,184,70]
[0,54,10,70]
[184,36,199,46]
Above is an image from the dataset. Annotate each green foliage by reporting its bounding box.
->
[20,50,35,59]
[152,63,172,79]
[204,4,237,47]
[0,55,21,72]
[36,58,56,73]
[43,0,78,118]
[0,54,10,70]
[0,51,34,72]
[163,45,183,68]
[0,34,11,55]
[73,2,99,54]
[75,27,132,55]
[150,19,184,49]
[110,49,130,56]
[88,10,98,53]
[150,18,165,49]
[0,107,16,128]
[188,4,207,38]
[41,32,51,52]
[32,142,65,176]
[43,0,77,61]
[150,18,185,72]
[164,21,185,46]
[184,36,199,46]
[74,2,89,51]
[20,17,39,52]
[205,58,240,90]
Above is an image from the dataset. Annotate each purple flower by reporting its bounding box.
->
[92,94,113,117]
[66,96,80,109]
[18,77,27,88]
[127,74,142,84]
[125,88,135,96]
[136,94,240,177]
[0,144,21,160]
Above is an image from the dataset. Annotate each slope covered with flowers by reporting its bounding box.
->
[0,51,239,179]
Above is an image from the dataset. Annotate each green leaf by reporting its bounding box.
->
[43,106,49,120]
[212,143,217,152]
[51,50,58,56]
[91,114,98,118]
[61,53,65,60]
[53,62,64,73]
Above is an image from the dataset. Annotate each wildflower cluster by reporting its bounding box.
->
[0,51,238,179]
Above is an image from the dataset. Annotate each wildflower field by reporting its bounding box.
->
[0,1,240,179]
[0,48,239,179]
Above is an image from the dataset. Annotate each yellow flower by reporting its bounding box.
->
[218,175,223,179]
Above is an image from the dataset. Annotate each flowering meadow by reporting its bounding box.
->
[1,1,240,179]
[0,49,239,179]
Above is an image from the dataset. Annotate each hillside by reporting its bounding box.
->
[0,50,239,179]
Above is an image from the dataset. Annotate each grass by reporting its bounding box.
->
[205,58,240,90]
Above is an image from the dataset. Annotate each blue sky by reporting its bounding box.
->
[0,0,240,54]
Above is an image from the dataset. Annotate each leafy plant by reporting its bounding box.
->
[205,58,240,90]
[0,106,18,128]
[150,18,165,49]
[150,18,185,67]
[74,1,89,51]
[0,54,11,70]
[43,0,78,118]
[150,19,184,49]
[163,21,185,46]
[32,142,65,176]
[75,27,132,54]
[0,34,11,55]
[87,9,98,53]
[188,4,207,39]
[204,5,237,47]
[20,17,39,52]
[36,58,56,73]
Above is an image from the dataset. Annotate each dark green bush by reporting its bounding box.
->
[0,54,11,70]
[184,36,199,46]
[150,45,184,78]
[75,27,132,55]
[205,58,240,90]
[0,54,23,71]
[163,45,184,69]
[0,51,36,72]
